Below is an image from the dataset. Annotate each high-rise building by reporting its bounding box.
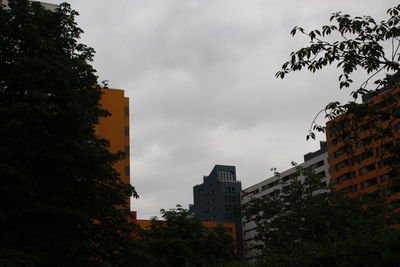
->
[190,165,243,254]
[327,81,400,196]
[95,88,131,209]
[241,143,330,262]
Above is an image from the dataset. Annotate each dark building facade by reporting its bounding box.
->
[190,165,243,255]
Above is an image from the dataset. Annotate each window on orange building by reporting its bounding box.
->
[376,141,394,156]
[341,184,358,193]
[332,147,345,159]
[380,173,394,182]
[361,177,378,189]
[334,171,356,184]
[378,158,391,168]
[333,158,352,172]
[124,166,130,176]
[359,163,376,175]
[356,151,374,162]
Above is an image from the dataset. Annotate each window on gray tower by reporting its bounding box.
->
[219,171,234,181]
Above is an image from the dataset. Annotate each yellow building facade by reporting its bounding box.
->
[95,88,131,209]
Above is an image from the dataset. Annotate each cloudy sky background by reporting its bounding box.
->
[47,0,399,218]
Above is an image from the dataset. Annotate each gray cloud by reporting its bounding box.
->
[47,0,400,218]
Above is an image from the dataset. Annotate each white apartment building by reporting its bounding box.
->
[241,142,330,262]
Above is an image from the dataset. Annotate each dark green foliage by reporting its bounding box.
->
[242,167,400,267]
[0,1,137,266]
[135,205,237,267]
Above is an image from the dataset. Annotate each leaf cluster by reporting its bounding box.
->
[277,4,400,142]
[277,5,400,90]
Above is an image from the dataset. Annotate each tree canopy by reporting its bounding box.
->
[242,166,400,267]
[134,205,238,267]
[0,1,137,266]
[244,5,400,266]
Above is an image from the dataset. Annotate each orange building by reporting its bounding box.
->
[202,221,237,242]
[326,85,400,195]
[130,212,237,242]
[95,88,131,209]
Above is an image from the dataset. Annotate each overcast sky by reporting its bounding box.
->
[46,0,399,219]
